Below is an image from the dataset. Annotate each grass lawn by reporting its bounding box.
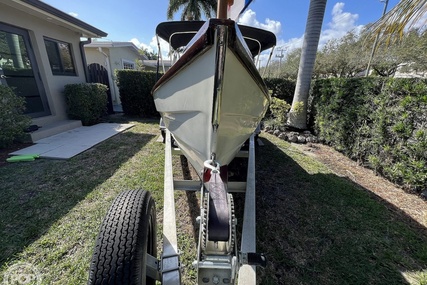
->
[1,117,426,284]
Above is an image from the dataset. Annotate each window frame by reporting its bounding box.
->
[122,59,135,70]
[44,37,77,76]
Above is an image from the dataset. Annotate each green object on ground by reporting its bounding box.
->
[6,154,40,162]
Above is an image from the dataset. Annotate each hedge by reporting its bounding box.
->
[114,74,294,118]
[0,85,31,148]
[64,83,108,126]
[312,78,427,193]
[116,70,159,117]
[264,77,295,104]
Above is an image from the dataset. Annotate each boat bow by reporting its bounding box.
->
[153,19,276,174]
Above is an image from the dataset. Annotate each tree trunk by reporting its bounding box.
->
[287,0,327,130]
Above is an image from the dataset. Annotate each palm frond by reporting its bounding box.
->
[167,0,188,20]
[167,0,216,21]
[368,0,427,44]
[200,0,217,19]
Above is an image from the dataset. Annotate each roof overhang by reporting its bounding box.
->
[85,41,146,59]
[2,0,107,38]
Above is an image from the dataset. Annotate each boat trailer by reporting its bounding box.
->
[87,2,274,283]
[87,129,266,285]
[159,129,266,284]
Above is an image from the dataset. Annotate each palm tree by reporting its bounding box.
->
[287,0,327,130]
[167,0,217,21]
[368,0,427,43]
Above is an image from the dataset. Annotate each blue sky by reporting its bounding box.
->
[41,0,399,57]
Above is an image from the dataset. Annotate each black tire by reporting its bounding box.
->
[88,190,157,285]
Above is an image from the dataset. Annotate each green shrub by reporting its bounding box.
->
[265,97,291,130]
[116,70,159,117]
[312,77,427,193]
[64,83,108,126]
[264,77,295,104]
[0,85,31,148]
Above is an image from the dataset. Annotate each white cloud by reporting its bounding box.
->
[318,2,364,46]
[68,12,78,18]
[238,9,282,37]
[237,9,282,66]
[273,2,363,59]
[129,3,362,67]
[240,3,364,66]
[130,38,151,52]
[130,36,170,59]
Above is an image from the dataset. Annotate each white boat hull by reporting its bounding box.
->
[153,20,270,174]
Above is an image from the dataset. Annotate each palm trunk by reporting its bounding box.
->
[287,0,327,130]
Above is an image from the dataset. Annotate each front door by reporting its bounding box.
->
[0,22,50,117]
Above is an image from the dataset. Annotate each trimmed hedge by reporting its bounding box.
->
[0,85,31,148]
[264,77,295,104]
[114,74,293,118]
[116,70,159,117]
[312,78,427,193]
[64,83,108,126]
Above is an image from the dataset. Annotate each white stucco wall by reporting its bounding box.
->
[85,44,141,105]
[1,4,89,126]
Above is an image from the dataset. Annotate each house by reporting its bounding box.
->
[0,0,107,141]
[142,59,173,73]
[84,41,147,110]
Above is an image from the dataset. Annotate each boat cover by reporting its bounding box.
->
[156,20,276,57]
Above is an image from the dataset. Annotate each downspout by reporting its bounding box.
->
[80,38,92,82]
[97,47,118,105]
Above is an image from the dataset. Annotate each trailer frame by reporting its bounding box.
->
[158,129,261,284]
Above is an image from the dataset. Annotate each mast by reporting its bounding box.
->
[217,0,228,19]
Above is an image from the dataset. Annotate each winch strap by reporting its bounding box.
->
[208,171,230,241]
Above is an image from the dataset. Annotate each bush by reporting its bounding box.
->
[264,97,291,130]
[264,77,296,104]
[312,77,427,193]
[64,83,108,126]
[116,70,159,117]
[0,85,31,148]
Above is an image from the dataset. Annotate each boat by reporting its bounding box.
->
[88,7,277,285]
[152,19,276,175]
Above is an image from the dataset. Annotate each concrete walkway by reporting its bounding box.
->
[10,123,134,159]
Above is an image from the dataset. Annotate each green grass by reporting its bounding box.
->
[0,117,426,284]
[256,134,427,285]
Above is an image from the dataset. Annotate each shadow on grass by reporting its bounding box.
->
[0,131,155,266]
[255,137,427,285]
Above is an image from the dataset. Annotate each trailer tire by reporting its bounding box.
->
[88,190,157,285]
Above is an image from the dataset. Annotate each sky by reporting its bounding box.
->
[41,0,400,60]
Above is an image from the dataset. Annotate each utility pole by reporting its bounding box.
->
[275,46,286,76]
[365,0,389,77]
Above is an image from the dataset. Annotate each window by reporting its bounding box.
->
[122,60,135,70]
[44,38,76,75]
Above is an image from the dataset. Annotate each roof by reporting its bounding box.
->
[2,0,107,38]
[143,59,172,68]
[86,41,139,51]
[156,21,276,56]
[85,41,147,60]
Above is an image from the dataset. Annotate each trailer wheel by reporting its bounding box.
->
[88,190,157,285]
